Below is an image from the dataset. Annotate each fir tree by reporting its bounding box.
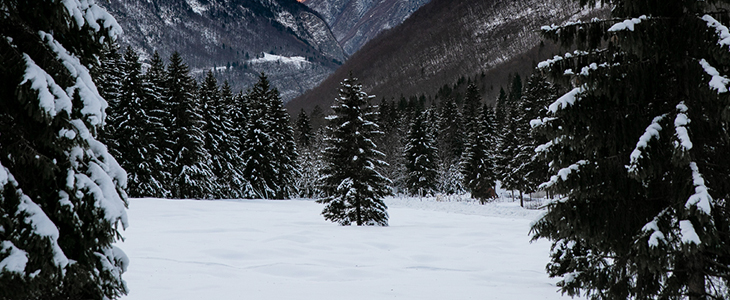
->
[512,73,560,201]
[113,47,168,197]
[461,104,497,203]
[93,43,123,152]
[261,74,298,199]
[218,80,246,198]
[318,75,391,226]
[240,75,278,199]
[436,98,465,194]
[497,74,524,192]
[166,52,214,199]
[0,2,128,299]
[530,2,730,299]
[295,109,313,148]
[404,110,439,196]
[142,51,174,198]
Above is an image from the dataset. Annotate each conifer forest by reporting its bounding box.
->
[1,0,730,299]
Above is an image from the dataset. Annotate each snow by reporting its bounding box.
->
[627,114,666,173]
[703,15,730,51]
[61,0,122,40]
[673,102,692,151]
[20,54,72,118]
[699,59,729,93]
[185,0,208,15]
[548,86,585,113]
[685,162,712,215]
[607,15,647,32]
[249,53,309,68]
[0,241,28,274]
[540,160,589,190]
[117,198,578,300]
[679,220,700,245]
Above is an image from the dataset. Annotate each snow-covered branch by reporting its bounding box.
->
[702,14,730,51]
[548,86,585,113]
[539,160,589,190]
[699,59,730,93]
[627,114,667,174]
[607,15,647,32]
[673,102,692,152]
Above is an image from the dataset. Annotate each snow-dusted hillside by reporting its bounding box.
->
[306,0,431,55]
[98,0,346,101]
[118,197,580,299]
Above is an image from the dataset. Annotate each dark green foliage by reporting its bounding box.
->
[461,104,497,203]
[0,1,128,299]
[295,109,313,148]
[512,73,561,196]
[111,47,169,197]
[240,74,280,199]
[497,75,524,191]
[318,76,391,226]
[404,111,439,196]
[263,75,298,199]
[166,52,214,199]
[531,1,730,299]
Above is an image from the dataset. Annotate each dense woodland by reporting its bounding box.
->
[3,0,730,300]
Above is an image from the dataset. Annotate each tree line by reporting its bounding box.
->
[94,46,297,200]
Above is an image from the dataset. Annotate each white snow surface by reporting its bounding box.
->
[703,14,730,51]
[548,86,585,113]
[117,197,577,300]
[699,59,730,93]
[607,15,647,32]
[0,241,28,274]
[679,220,701,245]
[249,53,309,68]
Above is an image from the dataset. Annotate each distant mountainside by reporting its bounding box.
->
[288,0,606,113]
[305,0,431,55]
[99,0,346,101]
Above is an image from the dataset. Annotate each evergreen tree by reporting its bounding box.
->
[240,75,278,199]
[166,52,214,199]
[530,2,730,299]
[436,98,465,194]
[493,87,508,132]
[318,75,391,226]
[461,104,497,203]
[512,73,560,200]
[113,47,168,197]
[218,80,246,198]
[261,74,298,199]
[295,129,326,199]
[199,70,242,198]
[0,2,128,299]
[497,75,524,192]
[404,111,439,196]
[142,51,174,198]
[93,43,123,152]
[295,109,313,148]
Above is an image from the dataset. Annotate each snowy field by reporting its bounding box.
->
[118,197,579,300]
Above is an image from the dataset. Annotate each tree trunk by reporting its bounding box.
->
[520,190,523,208]
[688,255,705,300]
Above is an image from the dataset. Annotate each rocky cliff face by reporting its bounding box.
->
[99,0,346,101]
[305,0,431,55]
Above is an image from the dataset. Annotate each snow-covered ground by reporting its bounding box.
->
[118,197,576,300]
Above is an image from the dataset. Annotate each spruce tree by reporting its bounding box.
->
[512,73,561,200]
[240,75,278,199]
[295,109,313,148]
[0,2,128,299]
[437,98,465,194]
[142,51,174,198]
[113,47,168,197]
[404,110,439,196]
[199,70,234,198]
[166,52,214,199]
[218,80,246,198]
[461,104,497,203]
[261,74,298,199]
[530,1,730,299]
[318,76,391,226]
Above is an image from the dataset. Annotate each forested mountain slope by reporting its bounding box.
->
[288,0,604,112]
[99,0,346,101]
[305,0,431,55]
